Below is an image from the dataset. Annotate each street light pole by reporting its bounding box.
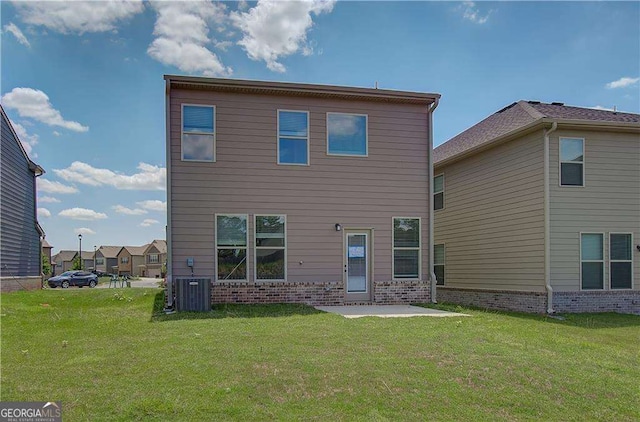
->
[78,234,82,270]
[94,245,97,272]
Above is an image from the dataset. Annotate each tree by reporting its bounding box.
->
[42,255,52,276]
[71,256,82,270]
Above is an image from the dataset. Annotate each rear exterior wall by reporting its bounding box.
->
[169,88,431,303]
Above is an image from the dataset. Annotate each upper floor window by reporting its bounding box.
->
[182,105,215,162]
[327,113,368,156]
[434,174,444,210]
[148,254,159,264]
[393,217,421,279]
[278,110,309,165]
[121,256,129,264]
[560,138,584,186]
[95,257,105,266]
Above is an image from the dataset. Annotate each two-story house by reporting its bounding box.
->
[0,105,45,291]
[116,245,147,277]
[165,75,440,309]
[434,101,640,314]
[94,246,120,275]
[142,239,166,278]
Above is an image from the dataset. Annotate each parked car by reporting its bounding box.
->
[92,269,108,277]
[48,271,98,288]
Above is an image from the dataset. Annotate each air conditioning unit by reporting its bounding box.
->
[175,277,211,312]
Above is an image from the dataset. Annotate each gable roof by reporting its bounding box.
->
[434,101,640,166]
[42,239,53,248]
[120,245,148,256]
[0,105,45,175]
[80,251,94,260]
[55,250,78,263]
[150,239,166,254]
[97,246,121,258]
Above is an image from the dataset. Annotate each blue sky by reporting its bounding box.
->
[2,1,639,252]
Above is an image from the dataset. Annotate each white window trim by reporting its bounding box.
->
[254,214,287,282]
[148,254,159,264]
[121,256,129,264]
[434,173,445,211]
[559,137,585,188]
[346,231,370,293]
[580,232,604,291]
[181,103,216,163]
[277,109,310,166]
[434,243,445,285]
[609,232,634,290]
[392,216,422,281]
[326,112,369,157]
[215,213,249,282]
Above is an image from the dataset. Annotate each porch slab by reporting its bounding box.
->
[315,305,469,319]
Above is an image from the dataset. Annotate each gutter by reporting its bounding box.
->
[543,121,557,314]
[428,97,440,303]
[164,78,174,311]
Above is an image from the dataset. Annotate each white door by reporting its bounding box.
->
[345,231,371,301]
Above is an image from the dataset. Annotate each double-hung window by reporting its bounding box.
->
[216,214,248,280]
[434,174,444,210]
[560,138,584,186]
[393,217,421,279]
[182,105,215,162]
[327,113,368,156]
[148,254,159,264]
[255,215,286,281]
[278,110,309,165]
[581,233,604,289]
[96,257,104,266]
[610,233,632,289]
[121,256,129,264]
[434,244,445,285]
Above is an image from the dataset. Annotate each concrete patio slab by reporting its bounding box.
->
[315,305,469,318]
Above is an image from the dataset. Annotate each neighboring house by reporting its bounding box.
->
[165,75,440,308]
[0,105,45,292]
[95,246,120,274]
[80,251,94,271]
[433,101,640,314]
[116,246,147,277]
[142,239,167,278]
[55,250,79,272]
[42,239,53,275]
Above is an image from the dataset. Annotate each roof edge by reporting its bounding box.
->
[165,75,440,105]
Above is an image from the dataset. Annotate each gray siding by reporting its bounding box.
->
[0,113,41,278]
[550,130,640,291]
[170,89,430,283]
[434,132,546,291]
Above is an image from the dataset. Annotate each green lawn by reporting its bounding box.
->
[1,289,638,421]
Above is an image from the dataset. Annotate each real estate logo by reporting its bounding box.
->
[0,402,61,422]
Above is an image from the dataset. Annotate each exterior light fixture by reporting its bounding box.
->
[335,223,342,232]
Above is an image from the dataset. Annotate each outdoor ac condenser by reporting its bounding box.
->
[175,277,211,312]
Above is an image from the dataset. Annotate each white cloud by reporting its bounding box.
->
[3,22,31,47]
[112,205,147,215]
[13,1,144,34]
[10,119,38,158]
[39,196,61,203]
[59,208,108,221]
[147,2,232,77]
[606,77,639,89]
[37,178,78,194]
[74,227,96,235]
[136,200,167,212]
[231,0,335,72]
[38,207,51,218]
[54,162,166,191]
[53,131,61,137]
[140,218,160,227]
[1,87,89,132]
[214,40,233,52]
[237,0,250,11]
[459,1,490,25]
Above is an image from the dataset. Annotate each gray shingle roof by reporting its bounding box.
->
[435,101,640,165]
[97,246,121,258]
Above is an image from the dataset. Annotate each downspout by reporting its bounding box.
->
[164,78,174,311]
[428,97,440,303]
[543,122,557,314]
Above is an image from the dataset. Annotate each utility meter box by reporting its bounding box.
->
[175,277,211,312]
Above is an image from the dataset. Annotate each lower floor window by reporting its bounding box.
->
[255,215,286,280]
[610,233,632,289]
[581,233,604,289]
[393,217,421,279]
[434,244,445,285]
[216,214,248,280]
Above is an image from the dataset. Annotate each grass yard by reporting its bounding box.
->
[1,289,638,421]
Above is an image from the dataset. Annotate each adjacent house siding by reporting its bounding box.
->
[170,89,431,285]
[0,112,41,280]
[549,129,640,291]
[434,132,545,291]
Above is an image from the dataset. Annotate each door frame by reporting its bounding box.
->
[343,228,374,302]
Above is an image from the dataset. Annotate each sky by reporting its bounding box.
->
[2,1,639,253]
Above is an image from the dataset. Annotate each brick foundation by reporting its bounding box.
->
[437,286,548,313]
[209,280,431,306]
[1,276,43,292]
[554,291,640,315]
[437,286,640,315]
